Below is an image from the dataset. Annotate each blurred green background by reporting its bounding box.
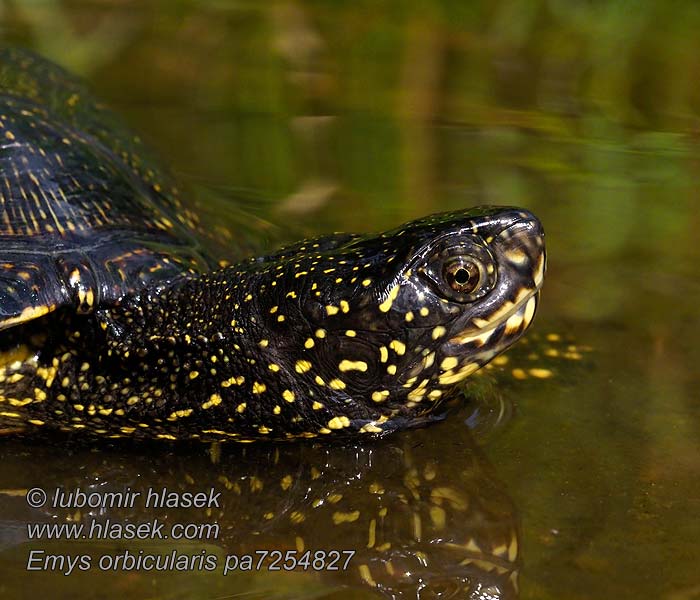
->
[1,1,699,599]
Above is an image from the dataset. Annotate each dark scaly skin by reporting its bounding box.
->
[0,50,546,441]
[1,209,545,441]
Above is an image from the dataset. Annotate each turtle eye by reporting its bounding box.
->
[443,258,481,294]
[420,237,495,303]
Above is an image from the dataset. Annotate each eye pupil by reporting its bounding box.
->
[454,268,470,285]
[444,260,481,294]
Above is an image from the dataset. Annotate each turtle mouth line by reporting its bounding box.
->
[448,286,540,346]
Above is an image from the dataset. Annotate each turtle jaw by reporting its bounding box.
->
[447,287,540,362]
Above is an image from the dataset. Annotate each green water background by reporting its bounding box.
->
[1,1,699,598]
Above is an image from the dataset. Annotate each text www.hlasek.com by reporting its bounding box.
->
[27,518,219,542]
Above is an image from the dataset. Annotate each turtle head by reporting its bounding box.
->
[243,206,545,435]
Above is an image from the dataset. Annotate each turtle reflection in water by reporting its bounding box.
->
[0,49,545,442]
[0,426,520,599]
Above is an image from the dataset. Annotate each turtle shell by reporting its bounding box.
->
[0,48,212,331]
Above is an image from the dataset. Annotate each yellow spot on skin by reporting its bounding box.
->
[523,295,537,326]
[258,426,271,434]
[304,338,315,349]
[389,340,406,356]
[28,419,45,426]
[280,475,293,490]
[340,300,350,313]
[339,359,368,372]
[529,368,553,379]
[371,390,390,402]
[405,311,414,322]
[546,333,561,342]
[273,405,281,415]
[387,364,397,375]
[236,403,247,413]
[419,307,429,317]
[314,375,325,386]
[9,398,32,407]
[345,330,356,337]
[315,329,326,338]
[268,363,280,372]
[332,510,360,524]
[378,285,400,312]
[189,371,199,380]
[0,411,22,419]
[221,375,245,387]
[277,315,285,322]
[505,247,528,264]
[432,326,446,340]
[326,305,339,315]
[295,360,312,373]
[438,363,480,385]
[168,409,193,420]
[362,279,372,287]
[329,378,346,390]
[504,311,524,335]
[440,356,459,371]
[252,382,267,394]
[328,416,351,430]
[360,423,383,433]
[407,379,429,401]
[259,339,269,348]
[202,393,223,409]
[283,390,295,402]
[534,253,545,288]
[379,346,388,363]
[312,401,324,410]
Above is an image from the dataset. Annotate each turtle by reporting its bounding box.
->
[0,48,546,442]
